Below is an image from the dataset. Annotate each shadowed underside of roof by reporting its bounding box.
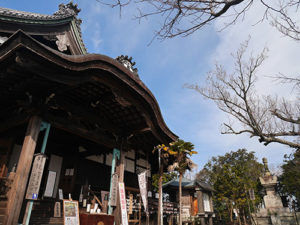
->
[0,30,177,153]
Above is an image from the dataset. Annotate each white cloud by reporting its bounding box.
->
[91,22,102,51]
[211,1,299,98]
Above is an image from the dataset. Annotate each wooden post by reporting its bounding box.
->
[196,190,205,225]
[197,191,204,214]
[139,195,141,225]
[119,149,125,182]
[114,147,126,225]
[158,149,163,225]
[108,148,120,215]
[6,116,42,225]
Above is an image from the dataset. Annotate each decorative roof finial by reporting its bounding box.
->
[54,2,81,16]
[116,55,139,78]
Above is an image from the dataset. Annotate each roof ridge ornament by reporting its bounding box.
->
[54,2,81,17]
[116,55,139,78]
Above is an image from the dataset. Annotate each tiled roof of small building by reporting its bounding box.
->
[163,178,214,192]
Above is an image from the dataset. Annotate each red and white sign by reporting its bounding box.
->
[119,182,128,225]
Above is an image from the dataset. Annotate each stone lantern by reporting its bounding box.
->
[253,158,299,225]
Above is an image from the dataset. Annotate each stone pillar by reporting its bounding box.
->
[209,216,213,225]
[6,116,42,225]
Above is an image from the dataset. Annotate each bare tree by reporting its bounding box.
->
[186,40,300,149]
[100,0,300,149]
[99,0,300,40]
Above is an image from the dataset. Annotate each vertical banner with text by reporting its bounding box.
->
[119,182,128,225]
[138,171,148,213]
[25,154,47,200]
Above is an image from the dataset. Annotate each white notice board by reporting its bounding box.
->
[44,171,56,197]
[63,200,80,225]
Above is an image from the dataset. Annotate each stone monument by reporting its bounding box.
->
[252,158,299,225]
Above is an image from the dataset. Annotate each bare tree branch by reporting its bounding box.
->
[186,40,300,149]
[99,0,300,40]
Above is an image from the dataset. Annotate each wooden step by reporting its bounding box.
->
[0,208,6,214]
[29,217,63,225]
[0,201,7,208]
[0,214,7,225]
[29,201,63,225]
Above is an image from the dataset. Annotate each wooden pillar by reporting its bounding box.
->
[197,190,204,214]
[209,194,214,212]
[209,194,214,225]
[158,161,163,225]
[6,116,42,225]
[196,190,205,225]
[119,150,125,182]
[114,148,126,225]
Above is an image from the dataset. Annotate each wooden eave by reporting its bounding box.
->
[0,12,86,54]
[0,14,73,25]
[0,30,177,150]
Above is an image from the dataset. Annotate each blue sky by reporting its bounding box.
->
[2,0,298,172]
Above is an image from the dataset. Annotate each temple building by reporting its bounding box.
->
[162,178,215,225]
[0,3,177,225]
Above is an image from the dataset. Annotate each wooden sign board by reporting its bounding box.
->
[25,154,47,200]
[54,201,61,217]
[59,189,64,200]
[63,200,80,225]
[128,194,133,214]
[110,173,118,206]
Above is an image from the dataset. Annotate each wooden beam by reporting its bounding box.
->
[6,116,42,225]
[0,114,29,133]
[55,98,122,136]
[49,116,117,149]
[127,127,151,140]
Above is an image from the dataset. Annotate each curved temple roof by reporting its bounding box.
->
[0,30,177,149]
[0,2,86,54]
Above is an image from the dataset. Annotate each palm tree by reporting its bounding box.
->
[153,144,172,225]
[167,139,197,225]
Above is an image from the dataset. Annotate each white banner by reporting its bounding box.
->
[138,171,148,212]
[119,182,128,225]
